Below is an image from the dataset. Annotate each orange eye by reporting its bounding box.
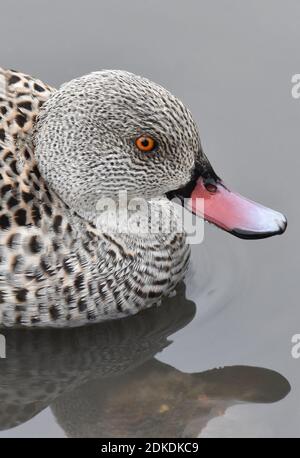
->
[135,135,156,152]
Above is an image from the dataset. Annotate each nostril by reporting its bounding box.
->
[204,182,217,193]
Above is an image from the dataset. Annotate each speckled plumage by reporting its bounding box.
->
[0,67,205,327]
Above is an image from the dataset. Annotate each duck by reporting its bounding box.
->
[0,67,287,327]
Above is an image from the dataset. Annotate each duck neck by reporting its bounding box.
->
[94,197,178,240]
[75,194,184,245]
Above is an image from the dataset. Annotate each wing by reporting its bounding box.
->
[0,68,78,326]
[0,67,54,144]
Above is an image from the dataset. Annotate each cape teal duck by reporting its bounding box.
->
[0,67,287,327]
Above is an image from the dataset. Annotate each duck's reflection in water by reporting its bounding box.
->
[0,284,290,437]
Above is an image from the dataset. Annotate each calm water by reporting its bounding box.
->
[0,0,299,437]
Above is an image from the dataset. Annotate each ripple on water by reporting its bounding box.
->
[186,224,252,323]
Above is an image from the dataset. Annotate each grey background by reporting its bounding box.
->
[0,0,299,437]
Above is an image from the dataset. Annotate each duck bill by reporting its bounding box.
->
[185,177,287,239]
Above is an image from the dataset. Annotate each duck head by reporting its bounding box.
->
[34,70,287,239]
